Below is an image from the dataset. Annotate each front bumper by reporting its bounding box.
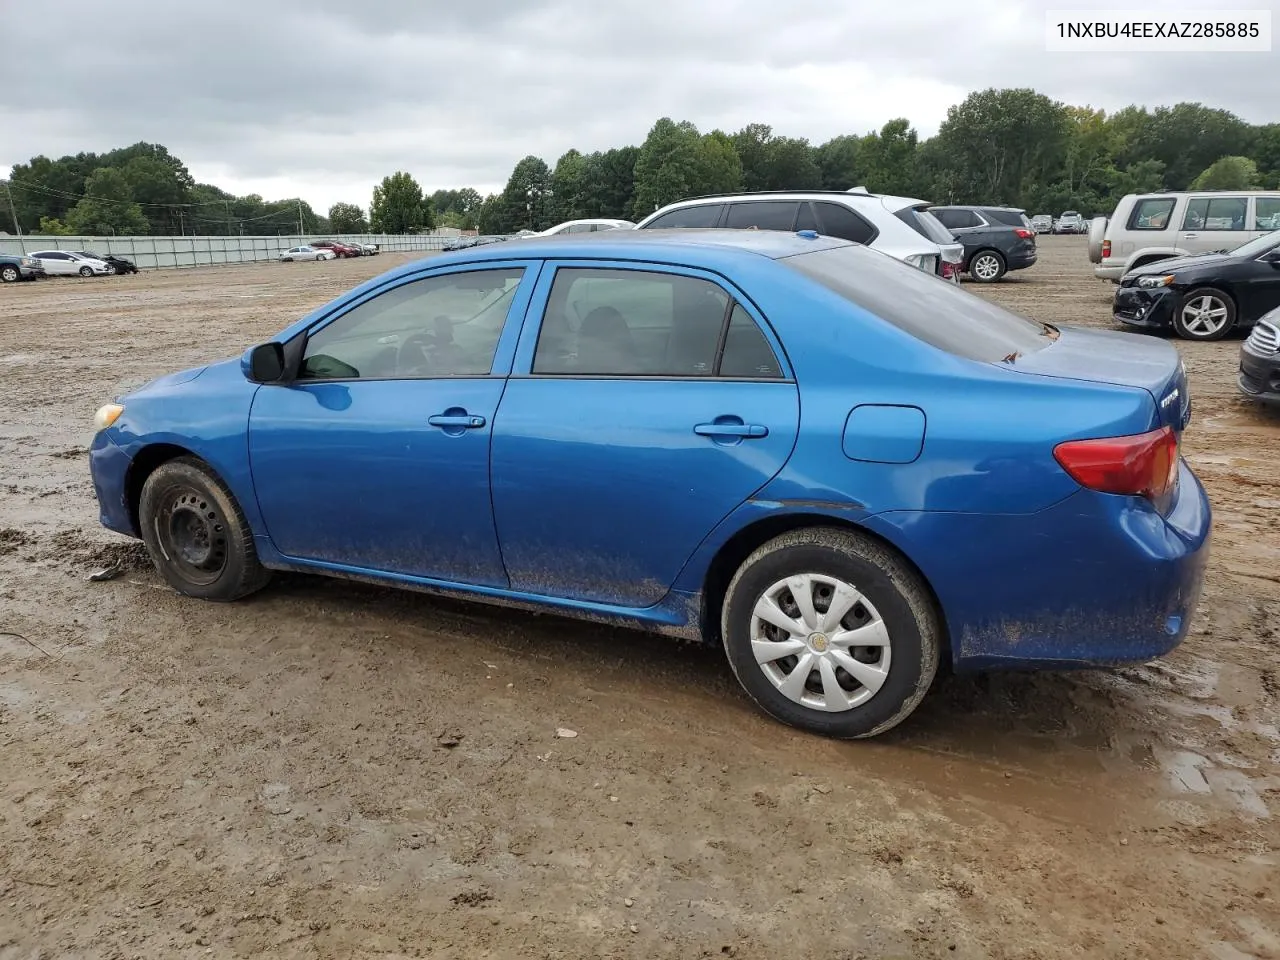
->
[1238,347,1280,404]
[19,264,43,279]
[89,430,138,537]
[1114,285,1176,329]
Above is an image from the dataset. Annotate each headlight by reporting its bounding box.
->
[22,257,35,266]
[1136,275,1174,288]
[94,403,125,431]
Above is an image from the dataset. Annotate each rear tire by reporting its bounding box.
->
[139,457,271,602]
[1173,287,1235,341]
[969,250,1006,283]
[720,527,941,739]
[0,265,18,283]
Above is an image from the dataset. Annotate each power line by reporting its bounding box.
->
[5,175,230,208]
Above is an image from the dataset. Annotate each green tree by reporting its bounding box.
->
[859,119,921,196]
[37,216,73,235]
[579,147,638,219]
[1129,103,1252,190]
[731,124,822,191]
[1190,155,1260,190]
[498,155,553,231]
[1249,123,1280,187]
[66,168,149,235]
[328,202,368,233]
[370,172,429,233]
[476,193,506,235]
[630,119,742,218]
[815,135,861,191]
[550,149,589,221]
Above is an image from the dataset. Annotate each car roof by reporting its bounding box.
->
[649,190,929,211]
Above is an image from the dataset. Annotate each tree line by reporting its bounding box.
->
[6,88,1279,239]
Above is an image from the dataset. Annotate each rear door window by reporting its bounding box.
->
[782,245,1049,362]
[813,202,877,244]
[1182,197,1247,231]
[724,201,801,231]
[1126,198,1176,230]
[644,205,725,229]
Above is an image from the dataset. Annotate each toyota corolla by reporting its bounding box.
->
[89,230,1211,738]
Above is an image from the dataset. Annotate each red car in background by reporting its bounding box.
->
[310,240,361,258]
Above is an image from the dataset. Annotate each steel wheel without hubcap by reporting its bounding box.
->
[1175,291,1234,341]
[152,486,229,587]
[751,573,891,712]
[970,252,1004,282]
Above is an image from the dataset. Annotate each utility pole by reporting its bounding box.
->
[2,180,24,251]
[225,199,232,236]
[297,200,304,237]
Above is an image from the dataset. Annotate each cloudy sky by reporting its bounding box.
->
[2,0,1275,212]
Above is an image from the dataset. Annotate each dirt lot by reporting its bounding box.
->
[0,237,1277,959]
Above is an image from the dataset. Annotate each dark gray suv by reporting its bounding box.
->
[928,206,1038,283]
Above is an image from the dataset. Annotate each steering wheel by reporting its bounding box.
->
[395,331,437,376]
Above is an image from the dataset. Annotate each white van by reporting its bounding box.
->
[1089,191,1280,281]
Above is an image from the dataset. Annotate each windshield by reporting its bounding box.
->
[1230,230,1280,259]
[896,206,955,245]
[781,244,1051,363]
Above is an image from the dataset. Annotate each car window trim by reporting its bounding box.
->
[508,258,794,383]
[287,260,543,383]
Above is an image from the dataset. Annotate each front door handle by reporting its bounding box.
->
[1182,232,1199,238]
[428,411,486,429]
[695,421,768,439]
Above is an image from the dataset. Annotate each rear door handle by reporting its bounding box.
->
[694,422,768,439]
[1182,232,1199,238]
[428,413,486,429]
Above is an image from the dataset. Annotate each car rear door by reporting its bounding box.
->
[247,261,540,586]
[1180,195,1251,254]
[34,252,71,275]
[490,260,800,607]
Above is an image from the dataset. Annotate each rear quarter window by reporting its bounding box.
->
[782,245,1049,363]
[985,209,1029,228]
[1126,198,1176,231]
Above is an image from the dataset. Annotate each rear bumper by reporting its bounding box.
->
[1114,286,1176,329]
[864,461,1212,671]
[1094,263,1125,281]
[1007,248,1037,270]
[1238,348,1280,404]
[89,430,138,537]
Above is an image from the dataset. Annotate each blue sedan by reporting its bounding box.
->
[89,230,1211,738]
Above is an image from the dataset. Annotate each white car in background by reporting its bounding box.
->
[1055,211,1085,234]
[635,188,965,281]
[279,245,336,262]
[521,218,636,237]
[28,250,113,277]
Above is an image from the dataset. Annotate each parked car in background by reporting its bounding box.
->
[928,205,1037,282]
[28,250,113,277]
[1090,190,1280,281]
[521,218,636,237]
[0,252,44,282]
[310,240,361,258]
[636,189,965,282]
[1238,307,1280,404]
[89,229,1207,739]
[72,251,138,275]
[1030,214,1053,234]
[337,241,378,256]
[1113,230,1280,341]
[279,245,336,262]
[1055,211,1085,234]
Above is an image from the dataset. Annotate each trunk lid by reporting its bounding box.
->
[1001,326,1191,431]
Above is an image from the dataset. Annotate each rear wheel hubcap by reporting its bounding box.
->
[750,573,892,712]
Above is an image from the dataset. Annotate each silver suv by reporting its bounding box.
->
[635,189,964,282]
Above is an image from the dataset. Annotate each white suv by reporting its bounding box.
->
[634,189,964,281]
[1090,190,1280,281]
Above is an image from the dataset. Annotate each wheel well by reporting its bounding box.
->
[124,443,199,534]
[698,513,949,657]
[1129,254,1172,269]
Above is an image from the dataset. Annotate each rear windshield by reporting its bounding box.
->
[895,207,954,245]
[781,245,1050,362]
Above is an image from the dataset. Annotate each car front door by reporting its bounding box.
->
[490,261,801,607]
[1180,195,1250,254]
[247,262,539,586]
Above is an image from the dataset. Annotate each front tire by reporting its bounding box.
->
[0,265,18,283]
[1173,287,1235,341]
[78,266,94,277]
[720,528,941,738]
[138,457,271,601]
[969,250,1006,283]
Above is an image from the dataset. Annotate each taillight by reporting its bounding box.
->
[1014,228,1033,239]
[1101,240,1111,259]
[941,261,958,279]
[1053,426,1178,500]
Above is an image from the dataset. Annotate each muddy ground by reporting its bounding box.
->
[0,237,1276,960]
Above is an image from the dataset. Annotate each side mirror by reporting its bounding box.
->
[243,342,286,383]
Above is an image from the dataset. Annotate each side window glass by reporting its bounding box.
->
[1199,197,1248,230]
[931,210,960,229]
[1129,198,1176,230]
[645,205,724,229]
[301,268,524,381]
[724,201,800,231]
[814,202,877,244]
[718,305,782,379]
[795,203,818,232]
[1255,197,1280,230]
[533,268,729,376]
